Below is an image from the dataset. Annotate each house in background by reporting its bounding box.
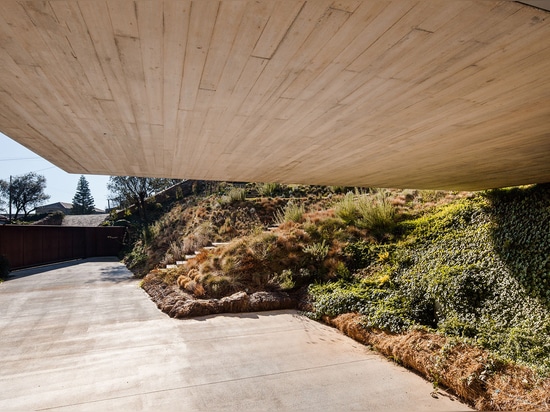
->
[35,202,73,215]
[35,202,104,215]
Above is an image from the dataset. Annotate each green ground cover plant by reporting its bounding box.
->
[309,184,550,376]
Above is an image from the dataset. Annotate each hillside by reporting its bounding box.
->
[116,182,550,410]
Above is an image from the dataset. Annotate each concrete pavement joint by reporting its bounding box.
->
[36,358,374,411]
[174,325,315,343]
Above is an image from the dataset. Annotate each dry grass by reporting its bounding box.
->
[324,313,550,411]
[176,272,206,297]
[163,226,330,298]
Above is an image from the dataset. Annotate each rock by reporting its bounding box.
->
[220,291,250,313]
[173,299,221,318]
[249,291,294,311]
[142,276,298,318]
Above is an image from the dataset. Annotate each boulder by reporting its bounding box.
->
[249,291,294,311]
[220,291,250,313]
[142,277,298,318]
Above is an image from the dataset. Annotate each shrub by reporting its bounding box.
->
[179,227,319,296]
[124,241,149,276]
[177,274,206,297]
[181,222,214,254]
[274,269,295,290]
[343,241,394,271]
[272,268,314,291]
[334,192,360,225]
[484,184,550,302]
[204,274,237,298]
[0,255,10,280]
[258,182,281,197]
[274,202,305,225]
[335,191,397,239]
[303,240,329,262]
[305,215,348,243]
[330,186,351,194]
[220,187,246,204]
[355,192,396,239]
[161,241,186,265]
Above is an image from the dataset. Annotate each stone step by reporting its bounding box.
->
[167,242,234,269]
[168,242,231,269]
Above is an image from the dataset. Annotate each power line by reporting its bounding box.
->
[1,166,56,176]
[31,166,56,173]
[0,157,41,161]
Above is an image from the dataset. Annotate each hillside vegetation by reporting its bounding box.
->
[117,182,550,410]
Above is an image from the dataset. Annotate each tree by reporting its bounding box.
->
[0,179,8,213]
[107,176,179,221]
[71,175,95,214]
[1,173,50,219]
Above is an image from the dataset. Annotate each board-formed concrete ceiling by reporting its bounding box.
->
[1,1,549,190]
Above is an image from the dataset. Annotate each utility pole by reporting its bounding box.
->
[8,175,12,223]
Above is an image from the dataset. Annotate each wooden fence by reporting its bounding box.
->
[0,225,127,270]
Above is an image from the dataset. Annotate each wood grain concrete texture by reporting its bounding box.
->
[0,1,549,190]
[0,258,471,411]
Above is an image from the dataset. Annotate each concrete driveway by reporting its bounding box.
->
[0,258,471,411]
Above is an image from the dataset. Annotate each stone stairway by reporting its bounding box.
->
[165,242,229,269]
[164,224,280,270]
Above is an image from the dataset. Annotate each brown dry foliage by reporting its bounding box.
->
[304,208,335,223]
[324,313,550,411]
[167,225,335,298]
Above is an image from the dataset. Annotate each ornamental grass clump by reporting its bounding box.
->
[302,240,330,262]
[335,191,397,240]
[355,192,396,238]
[219,187,246,204]
[274,202,305,225]
[334,192,361,225]
[258,182,281,197]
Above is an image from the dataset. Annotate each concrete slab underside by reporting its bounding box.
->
[0,258,470,411]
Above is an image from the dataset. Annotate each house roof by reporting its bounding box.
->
[36,202,73,211]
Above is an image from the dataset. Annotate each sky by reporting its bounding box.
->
[0,132,111,211]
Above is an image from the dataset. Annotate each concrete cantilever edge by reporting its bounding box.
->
[0,1,549,191]
[0,258,472,411]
